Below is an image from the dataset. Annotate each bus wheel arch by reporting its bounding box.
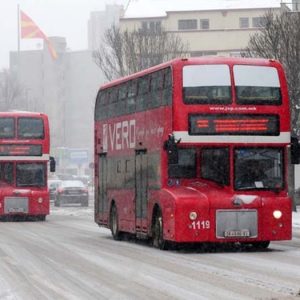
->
[110,201,122,240]
[151,204,168,250]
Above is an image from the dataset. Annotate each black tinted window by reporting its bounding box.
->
[0,118,14,138]
[18,118,44,139]
[201,148,229,185]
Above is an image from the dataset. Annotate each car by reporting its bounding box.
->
[54,180,89,207]
[72,175,92,186]
[48,179,62,201]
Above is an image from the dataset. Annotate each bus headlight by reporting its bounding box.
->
[273,210,282,219]
[38,197,43,204]
[189,211,198,220]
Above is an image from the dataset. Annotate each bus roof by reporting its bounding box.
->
[0,111,47,118]
[99,56,282,90]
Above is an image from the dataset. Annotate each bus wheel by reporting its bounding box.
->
[253,241,270,249]
[110,204,122,240]
[37,215,46,221]
[152,209,168,250]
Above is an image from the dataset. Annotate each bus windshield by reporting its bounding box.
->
[168,148,197,178]
[234,65,281,105]
[183,65,231,104]
[234,148,283,190]
[201,147,230,185]
[16,163,46,187]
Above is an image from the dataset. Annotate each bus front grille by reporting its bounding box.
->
[216,209,258,239]
[4,197,29,213]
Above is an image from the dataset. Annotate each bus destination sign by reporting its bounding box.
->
[0,144,42,156]
[189,114,279,135]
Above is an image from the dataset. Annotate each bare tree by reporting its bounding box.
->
[0,69,24,111]
[244,10,300,136]
[93,25,189,81]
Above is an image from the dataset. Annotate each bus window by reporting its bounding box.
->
[183,65,231,104]
[150,70,163,108]
[168,148,196,178]
[95,91,104,120]
[109,87,119,117]
[127,80,137,113]
[234,65,282,105]
[201,147,229,185]
[0,162,13,185]
[234,148,283,190]
[18,117,44,139]
[16,163,46,187]
[0,117,14,139]
[118,83,128,115]
[137,76,150,112]
[162,68,172,105]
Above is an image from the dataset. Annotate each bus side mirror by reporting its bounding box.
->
[291,136,300,164]
[164,134,180,164]
[50,156,56,172]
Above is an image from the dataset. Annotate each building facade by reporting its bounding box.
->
[120,0,290,57]
[88,4,124,51]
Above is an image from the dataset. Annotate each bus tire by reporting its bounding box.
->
[253,241,270,249]
[37,215,46,221]
[152,209,168,250]
[110,204,122,240]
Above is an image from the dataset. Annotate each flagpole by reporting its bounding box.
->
[17,4,20,53]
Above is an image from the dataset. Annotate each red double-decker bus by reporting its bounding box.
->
[0,111,55,221]
[94,57,296,249]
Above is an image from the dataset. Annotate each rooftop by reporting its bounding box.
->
[123,0,286,19]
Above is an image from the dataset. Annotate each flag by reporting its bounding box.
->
[20,10,58,59]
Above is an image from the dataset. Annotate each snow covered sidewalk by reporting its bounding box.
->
[293,206,300,228]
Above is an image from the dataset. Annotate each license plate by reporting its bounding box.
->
[8,208,25,213]
[68,191,78,194]
[224,229,250,238]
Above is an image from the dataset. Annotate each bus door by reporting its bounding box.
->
[135,149,148,234]
[98,153,108,222]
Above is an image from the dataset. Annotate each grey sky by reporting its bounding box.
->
[0,0,286,70]
[0,0,126,69]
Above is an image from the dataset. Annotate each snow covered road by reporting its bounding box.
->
[0,205,300,300]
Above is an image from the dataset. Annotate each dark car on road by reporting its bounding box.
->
[54,180,89,207]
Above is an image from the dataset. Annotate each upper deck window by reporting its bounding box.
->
[0,117,14,139]
[234,65,282,105]
[17,117,44,139]
[183,65,231,104]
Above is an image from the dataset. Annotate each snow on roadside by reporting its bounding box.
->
[292,207,300,228]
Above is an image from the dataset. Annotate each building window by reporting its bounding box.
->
[239,17,249,28]
[252,17,266,28]
[140,21,161,32]
[178,19,197,30]
[190,51,217,57]
[200,19,210,30]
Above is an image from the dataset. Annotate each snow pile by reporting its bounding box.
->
[292,207,300,228]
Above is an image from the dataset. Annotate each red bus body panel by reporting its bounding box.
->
[94,57,292,246]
